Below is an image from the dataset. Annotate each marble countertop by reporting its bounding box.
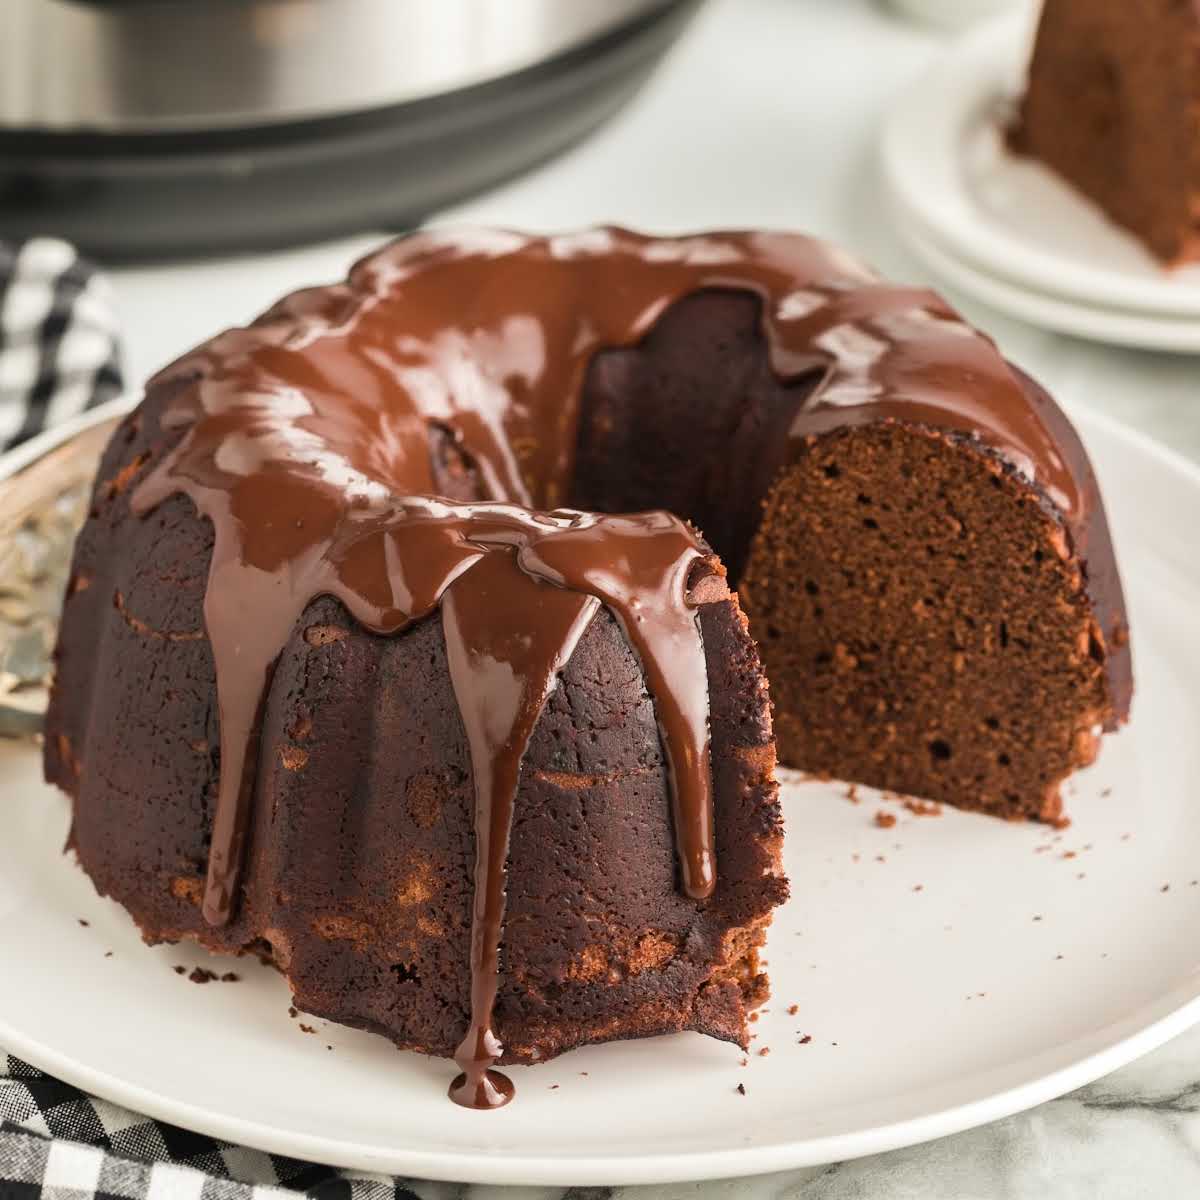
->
[104,0,1200,1194]
[403,1025,1200,1197]
[406,1020,1200,1197]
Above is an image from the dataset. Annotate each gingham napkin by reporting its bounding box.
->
[0,238,123,453]
[0,244,419,1200]
[0,1056,423,1200]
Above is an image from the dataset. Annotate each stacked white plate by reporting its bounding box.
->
[881,14,1200,353]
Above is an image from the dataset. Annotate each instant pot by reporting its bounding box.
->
[0,0,699,258]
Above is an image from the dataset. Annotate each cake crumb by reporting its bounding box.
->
[1032,915,1043,922]
[787,1004,799,1016]
[299,1023,316,1034]
[1077,873,1086,880]
[736,1083,746,1096]
[1062,850,1077,860]
[326,1045,333,1051]
[189,967,218,984]
[77,918,90,927]
[104,951,113,958]
[798,1034,812,1045]
[1050,814,1072,830]
[875,854,887,863]
[550,1084,560,1090]
[1161,884,1171,893]
[749,1011,759,1023]
[758,1047,770,1057]
[903,798,942,817]
[913,884,924,892]
[1055,954,1064,961]
[874,811,896,829]
[221,972,239,983]
[288,1007,298,1019]
[173,965,186,975]
[739,1057,748,1067]
[1100,788,1112,798]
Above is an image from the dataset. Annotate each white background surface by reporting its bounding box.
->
[54,0,1200,1193]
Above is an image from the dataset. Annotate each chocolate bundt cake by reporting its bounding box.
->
[43,228,1130,1108]
[1010,0,1200,266]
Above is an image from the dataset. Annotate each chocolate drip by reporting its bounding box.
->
[520,513,715,900]
[134,456,714,1100]
[131,227,1094,1104]
[442,554,598,1109]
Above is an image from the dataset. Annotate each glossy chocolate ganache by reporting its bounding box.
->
[130,228,1113,1109]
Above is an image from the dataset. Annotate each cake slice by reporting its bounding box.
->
[1010,0,1200,266]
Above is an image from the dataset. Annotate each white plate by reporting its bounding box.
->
[3,407,1200,1186]
[881,13,1200,318]
[892,208,1200,353]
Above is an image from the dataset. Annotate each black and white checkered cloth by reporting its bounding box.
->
[0,242,420,1200]
[0,1055,421,1200]
[0,238,123,453]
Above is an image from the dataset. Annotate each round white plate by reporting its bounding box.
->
[885,0,1025,32]
[881,13,1200,319]
[2,407,1200,1185]
[892,209,1200,353]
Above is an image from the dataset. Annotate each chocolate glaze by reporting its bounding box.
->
[131,227,1125,1106]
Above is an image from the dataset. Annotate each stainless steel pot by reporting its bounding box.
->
[2,0,673,131]
[0,0,699,258]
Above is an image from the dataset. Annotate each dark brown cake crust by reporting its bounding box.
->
[1010,0,1200,266]
[44,382,785,1066]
